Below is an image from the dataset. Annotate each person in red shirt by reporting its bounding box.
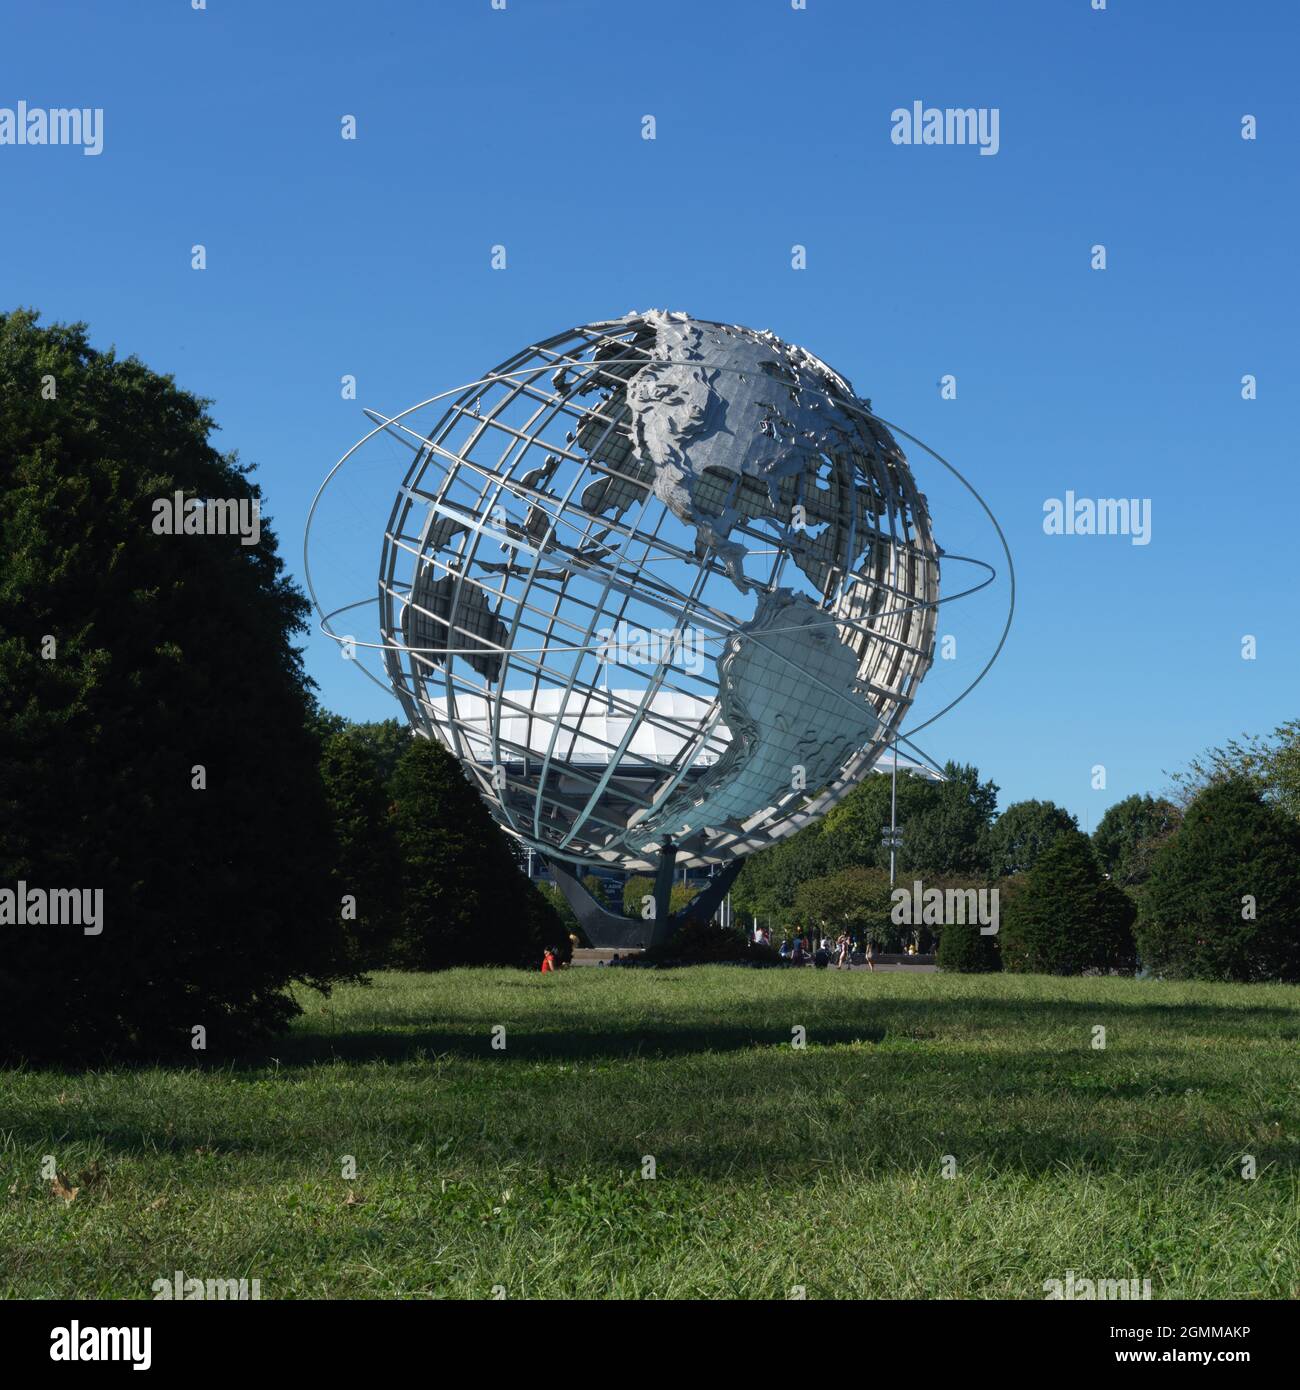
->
[540,948,556,974]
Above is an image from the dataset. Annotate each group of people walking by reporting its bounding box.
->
[752,926,875,971]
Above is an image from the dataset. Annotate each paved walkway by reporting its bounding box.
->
[571,948,937,971]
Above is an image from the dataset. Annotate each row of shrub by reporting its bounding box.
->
[936,779,1300,980]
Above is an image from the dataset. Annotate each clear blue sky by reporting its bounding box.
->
[5,0,1297,830]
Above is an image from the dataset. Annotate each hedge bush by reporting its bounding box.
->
[1136,779,1300,982]
[999,831,1136,975]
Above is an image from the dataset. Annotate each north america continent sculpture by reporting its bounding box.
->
[311,312,1003,948]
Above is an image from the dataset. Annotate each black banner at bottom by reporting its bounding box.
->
[0,1297,1286,1374]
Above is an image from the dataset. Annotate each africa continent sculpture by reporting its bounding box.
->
[323,312,953,947]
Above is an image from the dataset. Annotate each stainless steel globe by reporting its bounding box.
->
[375,311,941,882]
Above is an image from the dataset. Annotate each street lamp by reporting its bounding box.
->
[880,736,903,887]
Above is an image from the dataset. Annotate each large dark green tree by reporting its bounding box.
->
[1093,793,1181,888]
[311,714,411,787]
[733,763,999,925]
[822,763,999,876]
[792,866,893,944]
[0,310,355,1059]
[732,820,846,927]
[985,799,1077,877]
[1135,779,1300,982]
[389,736,565,969]
[998,830,1136,975]
[319,728,402,968]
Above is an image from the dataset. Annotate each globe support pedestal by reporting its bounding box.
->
[652,837,679,932]
[543,853,745,953]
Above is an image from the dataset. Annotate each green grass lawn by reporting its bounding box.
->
[2,967,1297,1299]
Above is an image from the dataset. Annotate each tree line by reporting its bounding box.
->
[732,736,1300,983]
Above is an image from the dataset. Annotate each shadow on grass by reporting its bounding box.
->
[7,973,1297,1187]
[8,1043,1296,1183]
[271,993,1299,1067]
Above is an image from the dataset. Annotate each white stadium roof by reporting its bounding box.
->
[428,688,942,779]
[430,688,724,769]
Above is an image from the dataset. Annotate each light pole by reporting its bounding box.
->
[881,735,903,888]
[890,736,898,887]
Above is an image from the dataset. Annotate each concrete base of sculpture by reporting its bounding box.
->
[544,852,745,951]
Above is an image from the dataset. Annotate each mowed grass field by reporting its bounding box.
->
[2,967,1298,1299]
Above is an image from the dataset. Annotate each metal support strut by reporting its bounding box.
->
[542,846,745,952]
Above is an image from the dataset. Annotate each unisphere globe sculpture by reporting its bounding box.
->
[365,311,943,944]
